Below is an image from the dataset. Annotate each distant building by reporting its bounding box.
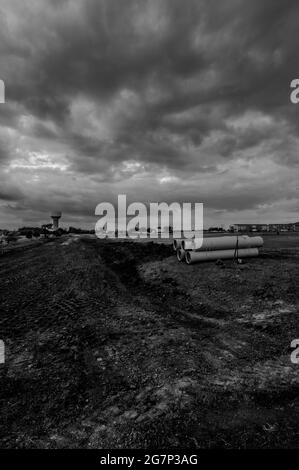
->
[208,227,226,232]
[229,224,255,232]
[50,211,62,231]
[268,223,296,232]
[230,223,299,233]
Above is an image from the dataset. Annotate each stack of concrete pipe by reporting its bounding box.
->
[173,235,263,265]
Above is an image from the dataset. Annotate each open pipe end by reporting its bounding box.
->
[185,251,192,264]
[176,248,185,262]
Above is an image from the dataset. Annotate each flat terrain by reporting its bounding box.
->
[0,234,299,448]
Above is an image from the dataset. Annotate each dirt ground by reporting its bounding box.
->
[0,234,299,448]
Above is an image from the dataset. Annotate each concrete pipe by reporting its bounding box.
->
[173,239,182,251]
[185,248,259,265]
[176,248,186,262]
[181,239,194,250]
[182,235,263,252]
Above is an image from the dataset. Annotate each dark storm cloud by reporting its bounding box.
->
[0,187,23,201]
[0,1,291,122]
[0,0,299,227]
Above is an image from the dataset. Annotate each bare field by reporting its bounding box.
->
[0,235,299,448]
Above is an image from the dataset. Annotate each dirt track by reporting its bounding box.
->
[0,235,299,448]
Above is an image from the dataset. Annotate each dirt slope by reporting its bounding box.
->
[0,236,299,448]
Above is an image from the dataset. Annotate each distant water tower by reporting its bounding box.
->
[51,211,62,230]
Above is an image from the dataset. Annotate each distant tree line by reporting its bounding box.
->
[0,226,95,243]
[68,227,95,234]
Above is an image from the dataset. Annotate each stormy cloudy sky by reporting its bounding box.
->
[0,0,298,229]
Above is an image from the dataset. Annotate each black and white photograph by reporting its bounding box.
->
[0,0,299,456]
